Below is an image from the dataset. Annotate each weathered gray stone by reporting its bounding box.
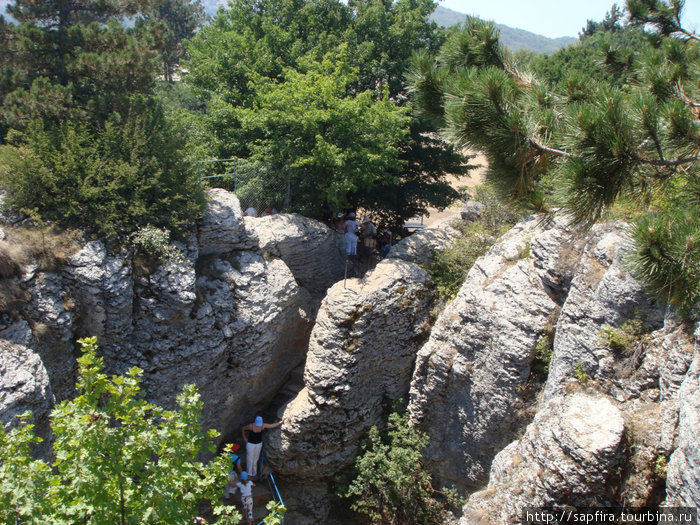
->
[66,241,133,346]
[129,250,313,436]
[665,345,700,509]
[245,213,346,298]
[387,222,460,266]
[0,340,53,455]
[460,393,625,525]
[266,257,436,482]
[198,189,256,255]
[460,201,485,222]
[544,224,666,401]
[408,215,568,488]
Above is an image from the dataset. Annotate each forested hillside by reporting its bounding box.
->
[430,5,577,53]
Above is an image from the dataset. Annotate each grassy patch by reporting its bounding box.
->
[425,183,524,301]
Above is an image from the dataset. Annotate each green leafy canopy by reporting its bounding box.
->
[0,337,241,524]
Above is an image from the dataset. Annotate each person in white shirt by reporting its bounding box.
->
[344,212,360,256]
[232,471,256,525]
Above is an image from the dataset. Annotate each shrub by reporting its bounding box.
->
[0,97,205,239]
[0,337,241,524]
[426,182,524,301]
[131,225,183,263]
[343,408,452,525]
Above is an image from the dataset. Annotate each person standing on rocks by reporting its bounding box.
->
[344,212,360,257]
[232,471,256,525]
[241,416,284,479]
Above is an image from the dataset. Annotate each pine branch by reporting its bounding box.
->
[528,138,572,158]
[637,154,698,167]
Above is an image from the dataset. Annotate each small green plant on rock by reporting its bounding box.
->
[600,318,645,355]
[654,454,668,479]
[533,334,554,373]
[131,225,183,264]
[574,361,590,385]
[343,408,452,525]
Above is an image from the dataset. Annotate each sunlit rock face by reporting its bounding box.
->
[266,256,436,481]
[408,216,576,489]
[459,393,625,525]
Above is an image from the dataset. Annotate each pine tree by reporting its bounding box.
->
[1,0,158,127]
[408,1,699,314]
[141,0,208,82]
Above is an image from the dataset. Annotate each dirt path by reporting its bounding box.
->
[421,151,487,227]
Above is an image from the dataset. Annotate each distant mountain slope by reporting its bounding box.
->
[430,6,577,54]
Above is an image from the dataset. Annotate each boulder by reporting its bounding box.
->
[408,215,573,488]
[266,257,436,482]
[0,340,54,455]
[244,213,346,298]
[198,188,256,254]
[460,393,625,525]
[387,222,460,266]
[460,201,485,222]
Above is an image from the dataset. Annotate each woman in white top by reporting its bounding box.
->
[344,212,360,256]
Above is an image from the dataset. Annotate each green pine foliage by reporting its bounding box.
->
[408,2,700,316]
[343,409,451,525]
[0,337,241,524]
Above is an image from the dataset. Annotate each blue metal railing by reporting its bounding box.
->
[256,451,284,524]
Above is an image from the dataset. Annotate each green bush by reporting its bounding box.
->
[426,183,523,301]
[600,318,645,354]
[131,225,183,263]
[0,337,240,524]
[343,408,452,525]
[0,97,205,239]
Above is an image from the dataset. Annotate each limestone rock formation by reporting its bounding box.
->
[266,257,436,483]
[408,215,576,488]
[387,221,459,266]
[0,189,343,442]
[198,188,255,254]
[544,224,666,401]
[460,393,625,525]
[0,340,54,453]
[245,213,346,298]
[665,341,700,508]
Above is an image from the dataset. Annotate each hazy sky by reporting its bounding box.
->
[438,0,700,38]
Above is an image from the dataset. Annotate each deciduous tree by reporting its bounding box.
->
[0,337,241,524]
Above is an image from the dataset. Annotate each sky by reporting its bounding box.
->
[438,0,700,39]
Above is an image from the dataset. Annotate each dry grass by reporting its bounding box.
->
[0,279,28,315]
[0,240,23,278]
[4,226,81,272]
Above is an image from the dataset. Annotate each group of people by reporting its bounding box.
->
[333,212,392,258]
[223,416,284,525]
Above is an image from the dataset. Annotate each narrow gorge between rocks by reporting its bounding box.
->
[1,188,698,525]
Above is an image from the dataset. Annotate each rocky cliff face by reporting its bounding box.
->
[2,197,698,524]
[0,189,345,441]
[460,393,626,525]
[407,215,577,488]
